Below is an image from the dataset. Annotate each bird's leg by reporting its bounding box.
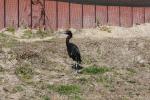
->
[76,62,80,73]
[75,62,78,74]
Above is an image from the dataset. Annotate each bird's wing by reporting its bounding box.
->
[70,43,81,57]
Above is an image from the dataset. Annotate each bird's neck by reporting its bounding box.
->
[66,36,71,45]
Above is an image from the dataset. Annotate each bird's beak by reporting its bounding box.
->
[64,32,67,34]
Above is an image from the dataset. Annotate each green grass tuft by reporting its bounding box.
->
[82,66,111,74]
[47,84,81,95]
[56,84,81,95]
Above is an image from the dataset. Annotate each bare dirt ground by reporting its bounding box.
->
[0,24,150,100]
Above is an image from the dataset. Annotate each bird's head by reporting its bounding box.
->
[64,30,72,38]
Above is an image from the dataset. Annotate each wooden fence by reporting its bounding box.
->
[0,0,150,30]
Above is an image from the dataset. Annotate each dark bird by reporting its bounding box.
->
[64,30,82,73]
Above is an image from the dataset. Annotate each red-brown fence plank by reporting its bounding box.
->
[45,0,57,30]
[133,7,145,25]
[145,7,150,23]
[5,0,18,28]
[108,6,120,26]
[83,4,95,28]
[120,7,133,27]
[32,0,44,28]
[19,0,31,27]
[0,0,4,29]
[96,5,107,26]
[58,0,69,29]
[70,2,82,29]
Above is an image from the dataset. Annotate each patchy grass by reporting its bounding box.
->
[15,63,34,81]
[82,66,111,74]
[0,33,18,48]
[47,84,81,95]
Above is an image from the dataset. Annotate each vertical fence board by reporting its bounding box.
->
[133,7,145,25]
[32,0,44,28]
[19,0,31,27]
[58,0,69,29]
[0,0,4,29]
[70,2,82,29]
[120,7,132,27]
[96,5,107,26]
[45,0,57,30]
[145,7,150,23]
[6,0,18,28]
[108,6,120,26]
[83,4,95,28]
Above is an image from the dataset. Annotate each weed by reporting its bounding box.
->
[78,77,88,84]
[6,26,15,33]
[127,80,136,84]
[99,26,112,33]
[97,75,113,87]
[82,56,93,64]
[126,68,136,75]
[0,66,4,72]
[43,95,50,100]
[15,64,34,81]
[13,85,24,93]
[71,95,82,100]
[23,29,33,38]
[82,66,111,74]
[36,29,48,38]
[47,84,56,91]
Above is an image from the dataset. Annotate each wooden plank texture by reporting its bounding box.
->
[0,0,4,29]
[70,2,82,29]
[145,7,150,23]
[5,0,18,28]
[58,0,69,29]
[83,4,95,28]
[108,6,120,26]
[45,0,57,30]
[96,5,107,26]
[120,7,133,27]
[32,0,44,28]
[133,7,145,25]
[19,0,31,27]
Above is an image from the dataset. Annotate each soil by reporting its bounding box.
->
[0,24,150,100]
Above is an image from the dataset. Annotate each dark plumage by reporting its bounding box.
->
[65,30,82,72]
